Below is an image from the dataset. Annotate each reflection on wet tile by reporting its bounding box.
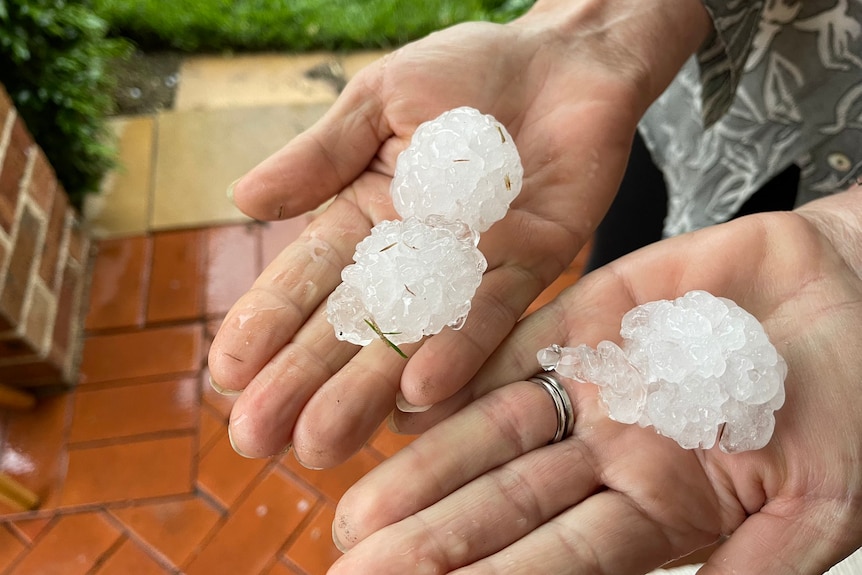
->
[0,394,71,512]
[0,525,26,572]
[60,436,194,506]
[69,378,198,443]
[196,429,268,509]
[85,236,150,331]
[184,468,316,575]
[79,324,203,384]
[92,538,169,575]
[283,502,342,575]
[111,496,222,568]
[147,230,206,323]
[8,512,121,575]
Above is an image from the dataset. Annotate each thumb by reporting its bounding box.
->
[698,499,861,574]
[231,67,390,221]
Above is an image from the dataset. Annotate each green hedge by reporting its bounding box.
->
[93,0,533,52]
[0,0,130,209]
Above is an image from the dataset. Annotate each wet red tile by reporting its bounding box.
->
[281,448,379,503]
[200,367,238,418]
[369,422,417,458]
[147,230,205,324]
[69,378,198,444]
[79,324,203,384]
[184,467,316,575]
[9,511,121,575]
[260,216,311,268]
[284,502,341,575]
[10,516,52,543]
[111,496,222,569]
[85,236,150,331]
[264,560,304,575]
[93,537,169,574]
[205,224,260,316]
[0,394,71,512]
[198,406,224,455]
[60,436,194,506]
[0,524,26,572]
[196,429,268,508]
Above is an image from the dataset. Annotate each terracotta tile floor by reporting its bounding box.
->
[0,52,592,574]
[0,217,589,574]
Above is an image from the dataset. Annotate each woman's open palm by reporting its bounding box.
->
[331,203,862,574]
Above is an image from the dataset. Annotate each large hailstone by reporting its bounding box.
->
[537,291,787,453]
[391,106,523,233]
[327,107,522,349]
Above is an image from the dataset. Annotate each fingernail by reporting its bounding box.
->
[332,522,348,553]
[279,443,293,455]
[226,178,242,203]
[293,450,323,470]
[396,391,431,413]
[209,376,241,396]
[227,425,254,459]
[387,411,401,433]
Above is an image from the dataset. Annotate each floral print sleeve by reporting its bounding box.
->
[698,1,766,127]
[638,0,862,237]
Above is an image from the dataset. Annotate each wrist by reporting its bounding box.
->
[512,0,712,110]
[796,185,862,279]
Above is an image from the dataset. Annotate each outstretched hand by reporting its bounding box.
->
[208,1,711,465]
[330,189,862,574]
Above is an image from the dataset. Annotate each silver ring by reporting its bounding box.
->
[529,372,575,444]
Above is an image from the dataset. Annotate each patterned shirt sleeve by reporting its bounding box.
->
[697,0,766,126]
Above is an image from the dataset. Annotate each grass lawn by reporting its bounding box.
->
[94,0,535,52]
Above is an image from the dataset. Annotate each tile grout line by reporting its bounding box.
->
[101,509,181,574]
[145,114,160,234]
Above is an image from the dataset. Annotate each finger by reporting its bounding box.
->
[226,307,356,458]
[289,338,421,468]
[457,490,714,575]
[699,500,862,575]
[391,299,571,433]
[209,171,394,393]
[230,60,396,221]
[330,438,601,574]
[334,381,565,549]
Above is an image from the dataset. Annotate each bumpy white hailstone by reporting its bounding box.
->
[537,290,787,453]
[391,106,523,233]
[327,217,486,346]
[328,107,522,349]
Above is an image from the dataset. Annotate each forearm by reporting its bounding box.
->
[512,0,713,111]
[796,185,862,280]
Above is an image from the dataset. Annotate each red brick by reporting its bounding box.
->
[24,281,53,355]
[0,117,31,234]
[0,205,43,330]
[50,258,80,366]
[67,216,88,264]
[39,189,69,290]
[27,150,56,214]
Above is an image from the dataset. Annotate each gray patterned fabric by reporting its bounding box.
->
[639,0,862,237]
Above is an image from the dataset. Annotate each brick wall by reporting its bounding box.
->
[0,84,91,389]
